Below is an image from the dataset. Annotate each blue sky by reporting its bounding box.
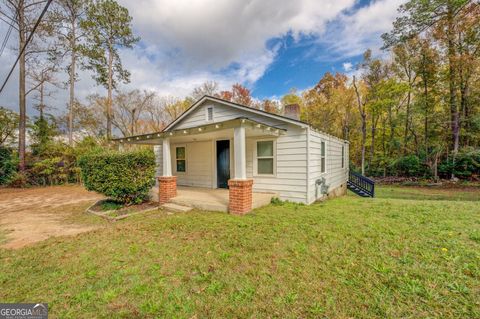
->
[0,0,405,114]
[251,35,357,98]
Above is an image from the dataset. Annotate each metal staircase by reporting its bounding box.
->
[347,171,375,197]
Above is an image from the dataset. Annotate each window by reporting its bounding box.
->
[256,140,274,175]
[321,141,326,173]
[176,146,186,172]
[341,145,345,168]
[206,106,213,121]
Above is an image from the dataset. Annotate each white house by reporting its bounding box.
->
[115,95,350,214]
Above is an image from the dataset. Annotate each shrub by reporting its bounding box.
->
[7,171,28,188]
[391,155,422,177]
[439,148,480,179]
[0,146,17,185]
[31,157,69,185]
[79,149,155,204]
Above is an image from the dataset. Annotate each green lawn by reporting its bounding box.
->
[1,187,479,318]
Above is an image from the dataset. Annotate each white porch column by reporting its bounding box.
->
[162,137,172,176]
[233,126,247,179]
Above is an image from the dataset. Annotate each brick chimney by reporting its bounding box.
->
[284,104,300,120]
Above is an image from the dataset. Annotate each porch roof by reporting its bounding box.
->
[112,117,287,145]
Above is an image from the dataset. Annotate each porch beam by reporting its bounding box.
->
[233,126,247,179]
[162,138,172,176]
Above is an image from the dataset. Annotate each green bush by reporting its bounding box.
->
[7,171,28,188]
[79,149,155,204]
[391,155,422,177]
[0,146,17,185]
[439,148,480,179]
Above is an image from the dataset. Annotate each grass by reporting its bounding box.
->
[100,200,124,211]
[1,186,479,318]
[0,229,7,245]
[375,185,480,201]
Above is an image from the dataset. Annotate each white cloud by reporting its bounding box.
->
[0,0,405,115]
[322,0,406,58]
[342,62,353,71]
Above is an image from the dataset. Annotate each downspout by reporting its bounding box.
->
[306,126,311,204]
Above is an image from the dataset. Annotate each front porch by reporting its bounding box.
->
[151,186,276,212]
[118,117,286,214]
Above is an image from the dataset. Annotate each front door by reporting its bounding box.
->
[216,140,230,188]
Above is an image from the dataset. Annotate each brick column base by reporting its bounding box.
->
[228,179,254,215]
[158,176,177,204]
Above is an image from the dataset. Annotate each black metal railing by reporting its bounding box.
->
[348,171,375,197]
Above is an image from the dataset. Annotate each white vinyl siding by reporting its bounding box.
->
[246,125,308,203]
[175,101,290,130]
[321,141,326,173]
[171,141,213,188]
[308,130,349,203]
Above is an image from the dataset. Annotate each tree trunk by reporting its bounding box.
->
[68,21,76,146]
[361,115,366,175]
[107,45,113,139]
[18,2,26,171]
[39,82,44,118]
[424,76,429,159]
[403,85,412,154]
[370,113,378,166]
[353,76,366,175]
[447,7,459,179]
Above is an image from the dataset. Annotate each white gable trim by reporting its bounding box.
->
[162,95,308,132]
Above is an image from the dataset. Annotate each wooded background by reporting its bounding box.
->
[0,0,479,186]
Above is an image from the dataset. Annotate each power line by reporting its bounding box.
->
[0,0,53,94]
[0,15,18,30]
[0,13,17,57]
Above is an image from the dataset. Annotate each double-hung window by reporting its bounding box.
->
[256,140,275,175]
[176,146,186,172]
[321,141,326,173]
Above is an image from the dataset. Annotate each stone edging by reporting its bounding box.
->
[85,199,160,221]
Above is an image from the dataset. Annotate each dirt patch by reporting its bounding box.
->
[0,185,103,249]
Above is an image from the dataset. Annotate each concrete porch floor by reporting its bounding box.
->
[151,186,276,212]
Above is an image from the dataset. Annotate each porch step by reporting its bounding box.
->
[161,202,193,213]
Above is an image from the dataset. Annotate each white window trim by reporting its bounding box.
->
[205,106,214,122]
[320,140,327,174]
[174,144,187,174]
[253,139,276,177]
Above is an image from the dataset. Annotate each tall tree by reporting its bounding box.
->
[80,0,139,139]
[26,56,58,118]
[392,38,420,154]
[191,81,218,100]
[111,89,155,136]
[383,0,471,177]
[352,76,368,175]
[53,0,89,145]
[1,0,49,170]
